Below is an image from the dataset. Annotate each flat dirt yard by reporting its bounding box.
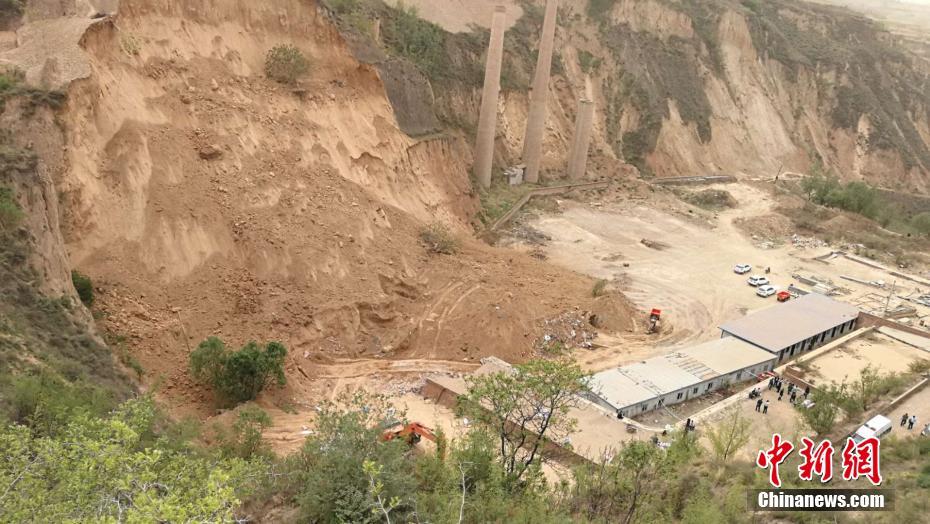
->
[511,182,930,371]
[806,331,928,386]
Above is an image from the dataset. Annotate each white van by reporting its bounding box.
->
[851,415,893,444]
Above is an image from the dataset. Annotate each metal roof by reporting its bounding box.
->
[669,337,777,376]
[719,293,860,353]
[590,337,777,411]
[589,368,657,410]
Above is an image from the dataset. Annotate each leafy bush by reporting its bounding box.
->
[190,337,287,405]
[802,173,886,220]
[420,222,459,255]
[70,270,94,307]
[912,212,930,236]
[0,184,23,231]
[0,397,252,522]
[383,4,447,78]
[218,405,272,460]
[264,44,310,84]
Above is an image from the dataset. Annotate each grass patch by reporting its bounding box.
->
[476,178,535,227]
[0,172,132,422]
[419,222,459,255]
[70,270,94,307]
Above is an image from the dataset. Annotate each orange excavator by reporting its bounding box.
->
[380,422,437,446]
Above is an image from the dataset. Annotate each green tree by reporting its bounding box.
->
[295,392,414,523]
[705,408,752,464]
[189,337,287,405]
[0,397,250,522]
[799,386,841,435]
[264,44,310,84]
[458,358,589,485]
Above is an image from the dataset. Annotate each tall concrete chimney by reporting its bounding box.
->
[521,0,559,184]
[474,5,508,189]
[567,97,594,180]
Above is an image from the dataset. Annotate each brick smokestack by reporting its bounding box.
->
[474,5,508,189]
[568,97,594,180]
[521,0,559,184]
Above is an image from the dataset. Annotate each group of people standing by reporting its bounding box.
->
[901,412,919,430]
[750,375,812,415]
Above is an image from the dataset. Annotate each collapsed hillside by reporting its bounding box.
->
[0,0,635,411]
[363,0,930,192]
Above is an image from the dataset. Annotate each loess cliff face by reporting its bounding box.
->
[0,0,634,407]
[395,0,930,193]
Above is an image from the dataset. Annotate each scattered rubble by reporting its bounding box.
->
[790,234,828,249]
[535,309,598,352]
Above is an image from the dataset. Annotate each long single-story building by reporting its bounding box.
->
[588,337,777,416]
[719,293,860,362]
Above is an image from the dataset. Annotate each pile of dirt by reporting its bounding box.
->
[733,213,794,241]
[680,188,738,210]
[6,0,637,415]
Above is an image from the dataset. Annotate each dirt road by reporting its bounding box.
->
[518,182,925,368]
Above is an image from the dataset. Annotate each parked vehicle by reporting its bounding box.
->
[776,291,791,302]
[747,275,769,286]
[756,285,777,297]
[734,263,752,274]
[851,415,893,444]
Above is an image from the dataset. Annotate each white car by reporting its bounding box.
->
[756,285,777,297]
[747,275,769,286]
[733,264,752,274]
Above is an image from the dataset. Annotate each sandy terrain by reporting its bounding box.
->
[512,182,930,370]
[807,332,927,385]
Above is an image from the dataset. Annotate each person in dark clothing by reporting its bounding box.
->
[756,398,763,412]
[790,391,797,403]
[778,390,784,401]
[804,385,811,397]
[901,413,909,427]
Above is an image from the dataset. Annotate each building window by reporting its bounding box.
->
[641,404,648,412]
[736,372,742,380]
[677,392,683,400]
[693,387,698,394]
[706,382,714,391]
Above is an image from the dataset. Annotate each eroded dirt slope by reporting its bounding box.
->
[6,0,634,408]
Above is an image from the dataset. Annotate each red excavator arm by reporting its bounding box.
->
[380,422,437,445]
